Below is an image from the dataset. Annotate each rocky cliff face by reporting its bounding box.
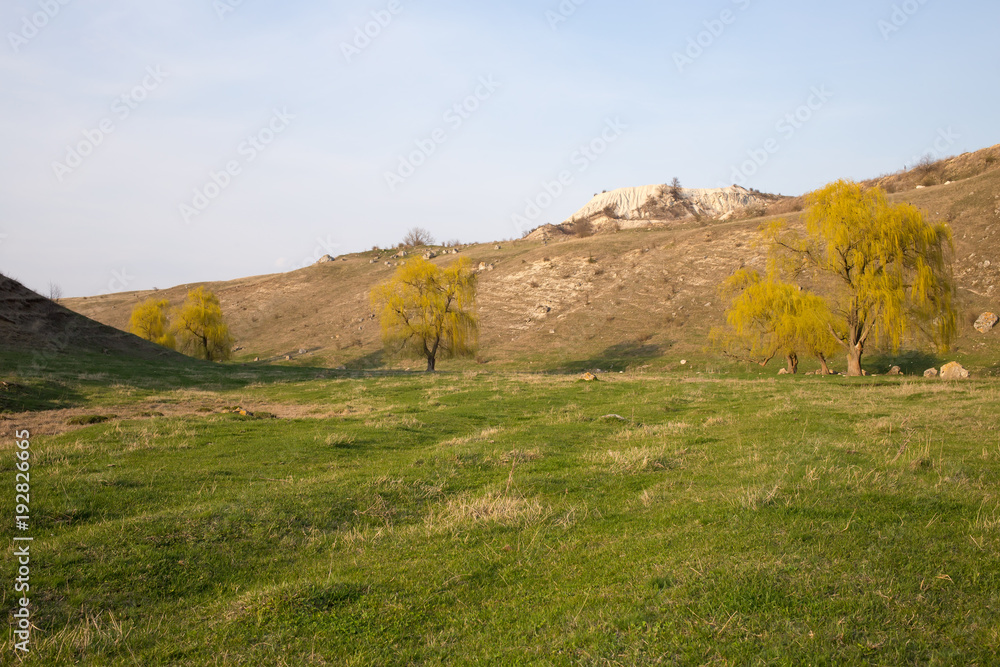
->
[566,184,780,227]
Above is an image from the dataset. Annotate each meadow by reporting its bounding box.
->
[2,356,999,665]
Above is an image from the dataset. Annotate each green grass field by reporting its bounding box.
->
[3,355,1000,665]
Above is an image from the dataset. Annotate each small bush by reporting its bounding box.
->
[402,227,435,247]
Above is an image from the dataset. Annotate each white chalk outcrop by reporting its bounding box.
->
[567,184,773,225]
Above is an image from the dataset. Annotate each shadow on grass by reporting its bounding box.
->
[866,350,942,376]
[547,339,671,374]
[0,378,86,412]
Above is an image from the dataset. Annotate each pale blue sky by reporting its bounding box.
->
[1,0,997,296]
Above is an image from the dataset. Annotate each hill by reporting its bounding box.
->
[62,145,1000,373]
[0,273,184,365]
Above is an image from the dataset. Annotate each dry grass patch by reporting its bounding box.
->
[440,425,509,446]
[425,491,549,531]
[595,445,681,474]
[614,422,690,443]
[499,448,542,464]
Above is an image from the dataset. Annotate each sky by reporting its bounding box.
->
[1,0,998,297]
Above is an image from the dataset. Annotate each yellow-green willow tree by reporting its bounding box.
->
[129,298,176,350]
[172,287,235,361]
[765,180,956,376]
[712,269,839,374]
[371,257,478,372]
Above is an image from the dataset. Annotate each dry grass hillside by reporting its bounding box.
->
[63,145,1000,373]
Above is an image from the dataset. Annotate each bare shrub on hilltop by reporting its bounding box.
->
[403,227,435,248]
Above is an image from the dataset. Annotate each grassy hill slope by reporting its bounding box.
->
[62,145,1000,374]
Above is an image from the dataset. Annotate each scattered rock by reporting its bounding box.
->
[495,245,502,250]
[298,348,307,355]
[423,251,437,260]
[680,360,687,365]
[599,414,626,421]
[316,255,335,264]
[940,362,970,380]
[887,366,902,376]
[581,372,598,382]
[974,312,999,333]
[254,356,260,362]
[284,355,292,361]
[778,368,789,375]
[924,368,939,378]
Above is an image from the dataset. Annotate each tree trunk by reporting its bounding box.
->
[426,354,436,372]
[818,354,831,376]
[846,344,863,377]
[786,351,799,375]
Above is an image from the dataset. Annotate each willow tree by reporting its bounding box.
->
[711,269,839,374]
[371,257,478,372]
[129,298,175,349]
[766,180,955,376]
[172,287,234,361]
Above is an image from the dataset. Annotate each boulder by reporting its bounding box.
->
[581,372,597,382]
[887,366,902,376]
[777,368,789,375]
[316,254,335,264]
[974,312,999,334]
[940,362,970,381]
[924,368,939,378]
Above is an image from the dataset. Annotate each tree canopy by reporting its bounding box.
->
[172,287,234,362]
[371,257,478,371]
[764,180,955,375]
[711,269,839,374]
[129,298,176,350]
